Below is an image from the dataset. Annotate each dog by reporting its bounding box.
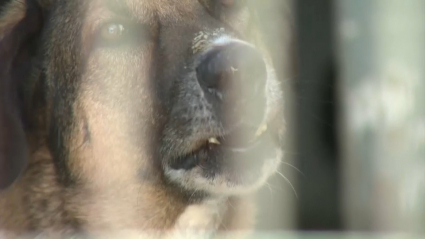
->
[0,0,291,237]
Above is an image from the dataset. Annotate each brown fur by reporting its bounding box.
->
[0,0,292,238]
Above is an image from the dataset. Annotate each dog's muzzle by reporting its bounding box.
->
[163,38,277,181]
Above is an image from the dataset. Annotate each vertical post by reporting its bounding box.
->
[295,0,341,231]
[337,0,425,233]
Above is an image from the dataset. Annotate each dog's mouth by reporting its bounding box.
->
[165,122,280,194]
[171,127,267,170]
[169,124,269,170]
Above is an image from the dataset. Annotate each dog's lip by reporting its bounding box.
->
[211,127,265,152]
[180,122,268,155]
[168,124,273,170]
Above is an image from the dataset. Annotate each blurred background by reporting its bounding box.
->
[252,0,425,236]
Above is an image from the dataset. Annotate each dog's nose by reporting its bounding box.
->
[196,42,267,127]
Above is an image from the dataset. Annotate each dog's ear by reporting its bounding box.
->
[0,0,43,190]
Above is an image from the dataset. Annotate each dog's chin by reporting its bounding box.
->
[164,130,282,196]
[165,153,281,196]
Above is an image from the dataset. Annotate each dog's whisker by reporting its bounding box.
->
[279,161,304,176]
[188,189,199,202]
[265,182,273,194]
[275,170,298,199]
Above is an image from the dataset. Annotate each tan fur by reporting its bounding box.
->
[0,0,290,238]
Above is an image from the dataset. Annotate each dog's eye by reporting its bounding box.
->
[95,21,148,48]
[98,22,129,46]
[101,23,126,42]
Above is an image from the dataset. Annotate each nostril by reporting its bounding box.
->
[196,48,231,91]
[196,42,267,99]
[195,42,268,129]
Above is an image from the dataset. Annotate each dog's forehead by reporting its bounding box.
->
[90,0,203,22]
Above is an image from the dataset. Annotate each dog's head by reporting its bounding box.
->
[0,0,285,197]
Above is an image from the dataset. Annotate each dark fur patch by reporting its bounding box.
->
[44,0,86,186]
[0,0,42,189]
